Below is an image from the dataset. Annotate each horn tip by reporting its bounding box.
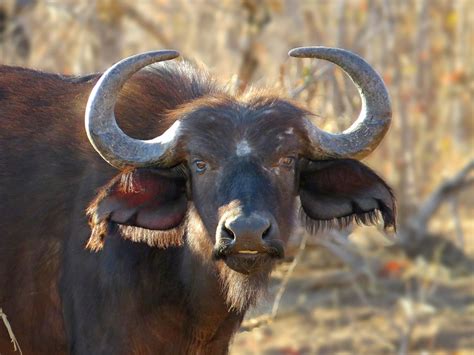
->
[289,46,351,59]
[155,49,180,60]
[288,46,324,58]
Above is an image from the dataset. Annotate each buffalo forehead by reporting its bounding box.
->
[182,106,304,160]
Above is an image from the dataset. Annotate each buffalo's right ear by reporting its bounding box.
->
[86,167,188,251]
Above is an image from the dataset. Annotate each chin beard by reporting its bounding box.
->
[217,259,275,313]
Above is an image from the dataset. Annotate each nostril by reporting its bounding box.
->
[222,225,235,240]
[262,225,271,239]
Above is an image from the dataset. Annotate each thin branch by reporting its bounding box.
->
[289,64,332,99]
[120,2,171,47]
[449,196,464,248]
[0,308,22,355]
[271,232,308,318]
[412,159,474,235]
[398,315,416,355]
[236,0,271,93]
[240,232,308,332]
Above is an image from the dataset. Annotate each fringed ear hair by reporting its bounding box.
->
[298,207,393,236]
[298,159,396,235]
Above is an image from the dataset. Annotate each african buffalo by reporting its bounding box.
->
[0,47,395,354]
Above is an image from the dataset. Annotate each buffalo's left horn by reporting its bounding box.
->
[289,46,391,159]
[85,50,180,169]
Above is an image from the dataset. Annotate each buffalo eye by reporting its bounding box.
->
[194,160,208,173]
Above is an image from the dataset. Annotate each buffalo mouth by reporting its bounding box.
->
[223,253,275,274]
[212,241,285,275]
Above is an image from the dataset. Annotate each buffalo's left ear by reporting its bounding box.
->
[298,159,396,232]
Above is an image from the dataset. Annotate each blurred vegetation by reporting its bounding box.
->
[0,0,473,354]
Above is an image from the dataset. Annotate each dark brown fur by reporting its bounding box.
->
[0,61,395,354]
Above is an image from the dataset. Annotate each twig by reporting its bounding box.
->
[240,232,308,332]
[119,2,171,48]
[398,316,416,355]
[271,232,308,318]
[316,232,366,272]
[289,64,332,99]
[449,197,464,248]
[411,159,474,237]
[306,269,365,290]
[0,308,23,355]
[236,0,271,93]
[239,309,295,332]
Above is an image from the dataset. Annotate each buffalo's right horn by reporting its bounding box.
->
[85,50,181,169]
[289,46,392,160]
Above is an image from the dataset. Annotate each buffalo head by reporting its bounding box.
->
[85,47,395,310]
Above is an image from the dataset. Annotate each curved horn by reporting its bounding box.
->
[85,50,181,169]
[289,46,391,159]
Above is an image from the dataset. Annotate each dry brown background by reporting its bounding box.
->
[0,0,473,354]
